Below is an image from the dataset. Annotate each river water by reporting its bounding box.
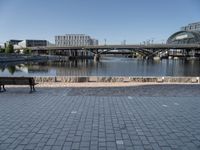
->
[0,57,200,77]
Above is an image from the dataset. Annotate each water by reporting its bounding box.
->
[0,57,200,76]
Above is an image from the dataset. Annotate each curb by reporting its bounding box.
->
[34,76,200,84]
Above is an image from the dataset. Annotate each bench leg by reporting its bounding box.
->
[29,85,33,93]
[3,85,6,91]
[0,85,6,92]
[29,85,36,93]
[33,85,36,92]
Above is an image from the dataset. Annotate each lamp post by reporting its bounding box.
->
[104,39,107,45]
[151,38,154,44]
[161,39,165,44]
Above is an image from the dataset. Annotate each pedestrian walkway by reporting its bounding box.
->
[0,84,200,150]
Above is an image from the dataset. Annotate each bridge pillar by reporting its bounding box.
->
[94,54,100,61]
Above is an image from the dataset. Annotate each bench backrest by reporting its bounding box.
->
[0,77,35,85]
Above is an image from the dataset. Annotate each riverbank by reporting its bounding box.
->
[0,54,48,62]
[35,82,200,88]
[33,76,200,84]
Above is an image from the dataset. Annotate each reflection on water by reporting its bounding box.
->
[0,57,200,76]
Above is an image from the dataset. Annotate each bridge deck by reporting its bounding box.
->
[28,44,200,51]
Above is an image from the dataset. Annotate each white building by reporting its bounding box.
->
[55,34,98,47]
[91,39,99,46]
[0,43,4,48]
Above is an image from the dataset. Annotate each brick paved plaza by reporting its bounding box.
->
[0,84,200,150]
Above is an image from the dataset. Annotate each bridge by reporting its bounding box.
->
[29,44,200,50]
[27,44,200,61]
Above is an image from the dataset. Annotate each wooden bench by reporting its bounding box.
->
[0,77,38,93]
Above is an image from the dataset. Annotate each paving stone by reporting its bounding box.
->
[23,144,37,150]
[15,145,26,150]
[71,142,80,149]
[0,85,200,149]
[51,145,62,150]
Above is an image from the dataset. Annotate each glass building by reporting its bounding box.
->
[167,22,200,44]
[18,40,47,48]
[6,40,22,46]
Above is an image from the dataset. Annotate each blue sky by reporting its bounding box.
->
[0,0,199,44]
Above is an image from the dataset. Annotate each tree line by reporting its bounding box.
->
[0,44,31,54]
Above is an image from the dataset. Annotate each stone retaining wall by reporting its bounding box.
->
[0,55,48,62]
[34,76,200,83]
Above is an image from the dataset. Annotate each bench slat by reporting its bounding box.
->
[0,77,37,93]
[0,77,36,85]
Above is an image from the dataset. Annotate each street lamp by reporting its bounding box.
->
[104,39,107,45]
[151,38,154,44]
[161,39,165,44]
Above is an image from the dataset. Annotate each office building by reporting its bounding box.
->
[6,40,22,46]
[55,34,98,47]
[18,40,47,48]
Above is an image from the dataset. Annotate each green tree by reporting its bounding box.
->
[23,48,32,54]
[7,66,16,75]
[5,44,14,53]
[0,66,5,72]
[0,48,5,53]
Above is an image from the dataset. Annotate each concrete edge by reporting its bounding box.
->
[34,76,200,84]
